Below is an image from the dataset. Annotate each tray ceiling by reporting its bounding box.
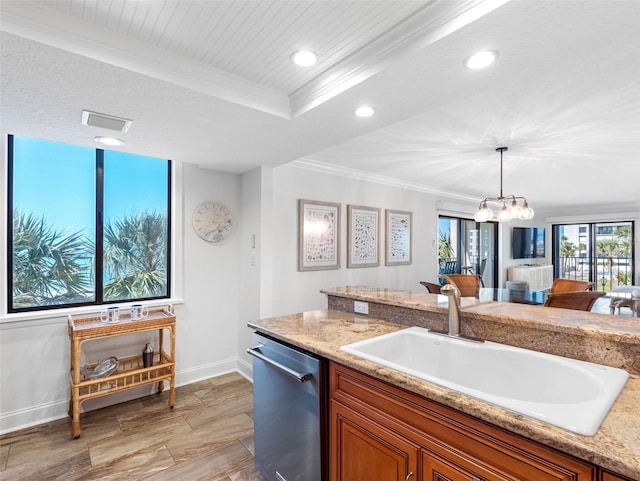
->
[1,0,639,213]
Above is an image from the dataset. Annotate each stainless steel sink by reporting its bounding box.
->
[341,326,629,435]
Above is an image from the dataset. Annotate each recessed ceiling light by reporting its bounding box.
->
[291,50,317,67]
[464,50,499,69]
[94,136,125,146]
[355,106,375,118]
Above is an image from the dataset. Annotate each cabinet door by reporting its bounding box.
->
[331,401,418,481]
[423,449,511,481]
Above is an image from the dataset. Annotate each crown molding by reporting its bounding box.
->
[290,158,479,203]
[289,0,510,117]
[1,0,508,119]
[0,2,291,119]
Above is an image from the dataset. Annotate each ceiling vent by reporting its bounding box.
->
[81,110,132,133]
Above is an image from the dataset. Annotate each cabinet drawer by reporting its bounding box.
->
[331,363,595,481]
[601,471,635,481]
[423,448,511,481]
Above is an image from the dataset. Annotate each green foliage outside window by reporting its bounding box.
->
[103,212,168,301]
[438,230,454,264]
[12,210,168,309]
[12,211,93,308]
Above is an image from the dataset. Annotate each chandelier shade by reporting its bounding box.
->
[473,147,534,223]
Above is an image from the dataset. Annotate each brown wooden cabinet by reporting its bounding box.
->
[601,472,635,481]
[332,401,418,481]
[330,362,596,481]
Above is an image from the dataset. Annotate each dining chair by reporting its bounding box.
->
[543,291,605,311]
[550,279,594,293]
[441,274,480,297]
[419,281,441,294]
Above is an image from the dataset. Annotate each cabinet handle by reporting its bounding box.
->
[471,477,481,481]
[246,346,313,382]
[405,472,414,481]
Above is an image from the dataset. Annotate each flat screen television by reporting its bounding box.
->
[512,227,546,259]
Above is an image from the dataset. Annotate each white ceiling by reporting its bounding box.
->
[1,0,639,215]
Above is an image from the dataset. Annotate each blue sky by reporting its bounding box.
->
[12,136,168,236]
[438,218,451,236]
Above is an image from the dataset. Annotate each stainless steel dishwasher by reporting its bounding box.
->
[248,333,327,481]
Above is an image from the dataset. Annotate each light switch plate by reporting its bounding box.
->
[354,301,369,315]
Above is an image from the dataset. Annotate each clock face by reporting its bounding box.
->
[192,201,233,243]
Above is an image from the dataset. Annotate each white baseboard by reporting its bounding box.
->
[0,398,70,436]
[236,356,253,382]
[0,356,252,435]
[175,356,239,386]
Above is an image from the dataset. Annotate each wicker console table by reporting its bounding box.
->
[67,306,176,438]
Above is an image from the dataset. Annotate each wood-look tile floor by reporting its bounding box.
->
[0,372,265,481]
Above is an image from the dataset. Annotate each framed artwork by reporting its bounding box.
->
[347,205,380,268]
[298,199,341,271]
[385,209,412,265]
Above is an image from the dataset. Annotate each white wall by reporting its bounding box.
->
[176,163,242,383]
[264,164,441,317]
[236,164,446,367]
[236,167,269,376]
[0,162,244,434]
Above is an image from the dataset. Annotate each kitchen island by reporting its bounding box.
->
[248,287,640,480]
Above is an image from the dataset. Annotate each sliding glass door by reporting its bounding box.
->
[552,221,635,292]
[438,216,497,288]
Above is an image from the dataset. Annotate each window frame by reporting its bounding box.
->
[551,220,636,290]
[6,135,172,314]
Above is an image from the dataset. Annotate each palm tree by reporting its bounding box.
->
[596,238,622,291]
[12,210,93,308]
[614,225,632,257]
[438,230,454,265]
[103,211,168,300]
[559,235,577,277]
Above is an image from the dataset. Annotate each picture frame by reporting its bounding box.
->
[298,199,341,271]
[347,204,380,268]
[385,209,412,265]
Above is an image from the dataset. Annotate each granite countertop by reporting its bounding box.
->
[323,286,640,375]
[248,308,640,479]
[322,286,640,337]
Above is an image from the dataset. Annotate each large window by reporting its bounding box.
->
[552,221,635,292]
[8,135,171,312]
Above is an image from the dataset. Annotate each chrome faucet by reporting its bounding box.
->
[437,279,484,342]
[440,283,461,337]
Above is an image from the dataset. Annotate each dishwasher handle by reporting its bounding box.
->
[247,346,313,383]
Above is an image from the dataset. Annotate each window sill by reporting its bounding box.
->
[0,298,185,329]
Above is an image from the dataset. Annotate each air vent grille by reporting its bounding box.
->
[81,110,132,133]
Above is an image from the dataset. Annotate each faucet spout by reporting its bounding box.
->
[440,283,461,337]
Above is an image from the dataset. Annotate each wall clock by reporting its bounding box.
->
[192,201,233,243]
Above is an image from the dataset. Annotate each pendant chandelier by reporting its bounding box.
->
[474,147,534,222]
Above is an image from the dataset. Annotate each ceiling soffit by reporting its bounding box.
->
[0,0,508,119]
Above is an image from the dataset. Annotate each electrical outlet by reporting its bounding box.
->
[354,301,369,315]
